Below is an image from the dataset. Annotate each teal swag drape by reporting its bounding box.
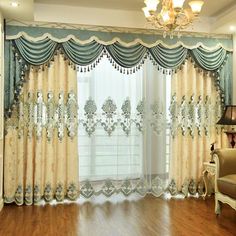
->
[149,45,188,69]
[62,40,104,66]
[10,37,230,70]
[106,42,148,68]
[4,28,233,113]
[190,47,227,71]
[14,37,58,66]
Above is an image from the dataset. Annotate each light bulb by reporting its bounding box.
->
[230,26,236,32]
[189,1,204,15]
[142,7,151,18]
[161,10,170,23]
[144,0,159,12]
[172,0,185,10]
[10,1,19,7]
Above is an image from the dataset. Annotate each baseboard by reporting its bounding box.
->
[0,198,3,211]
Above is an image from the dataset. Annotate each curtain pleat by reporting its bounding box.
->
[62,40,104,65]
[3,35,233,203]
[5,37,232,112]
[14,38,58,66]
[169,59,228,196]
[149,45,188,69]
[190,47,227,71]
[106,42,148,68]
[13,37,229,72]
[4,54,79,205]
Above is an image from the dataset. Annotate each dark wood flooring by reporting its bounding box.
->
[0,195,235,236]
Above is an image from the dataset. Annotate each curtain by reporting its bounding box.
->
[78,57,170,198]
[4,54,79,205]
[3,28,233,204]
[5,36,232,112]
[6,25,233,50]
[168,59,228,196]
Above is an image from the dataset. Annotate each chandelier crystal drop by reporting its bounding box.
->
[142,0,204,38]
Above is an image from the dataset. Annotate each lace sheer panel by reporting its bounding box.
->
[77,57,171,197]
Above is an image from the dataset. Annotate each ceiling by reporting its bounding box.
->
[1,0,236,34]
[35,0,235,17]
[35,0,145,11]
[0,0,33,21]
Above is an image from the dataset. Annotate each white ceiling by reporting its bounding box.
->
[36,0,144,11]
[1,0,236,34]
[0,0,34,21]
[35,0,235,17]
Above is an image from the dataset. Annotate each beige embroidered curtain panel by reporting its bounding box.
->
[4,54,79,205]
[3,56,228,204]
[169,59,228,196]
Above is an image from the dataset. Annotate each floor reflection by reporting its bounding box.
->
[0,195,235,236]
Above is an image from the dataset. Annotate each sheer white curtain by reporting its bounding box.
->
[77,57,171,198]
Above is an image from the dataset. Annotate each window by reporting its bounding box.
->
[77,56,171,184]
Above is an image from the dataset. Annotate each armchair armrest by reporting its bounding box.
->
[213,149,236,178]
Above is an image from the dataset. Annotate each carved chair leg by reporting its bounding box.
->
[215,198,221,215]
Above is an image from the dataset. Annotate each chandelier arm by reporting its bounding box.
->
[142,0,204,37]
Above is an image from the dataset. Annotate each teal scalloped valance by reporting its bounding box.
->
[9,37,231,71]
[190,47,228,71]
[149,45,188,69]
[63,40,104,66]
[6,25,233,50]
[4,25,233,113]
[15,37,58,66]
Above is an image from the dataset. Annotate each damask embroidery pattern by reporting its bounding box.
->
[150,101,164,134]
[79,176,204,198]
[46,92,55,141]
[4,182,79,205]
[135,100,145,132]
[66,93,78,138]
[78,97,165,136]
[121,98,132,136]
[167,178,205,197]
[6,178,184,203]
[35,92,46,139]
[101,98,118,136]
[6,91,78,140]
[7,94,222,138]
[79,176,167,198]
[56,93,65,140]
[169,94,222,137]
[8,95,162,137]
[82,98,97,136]
[4,93,221,204]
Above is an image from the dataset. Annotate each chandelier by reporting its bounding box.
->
[142,0,204,38]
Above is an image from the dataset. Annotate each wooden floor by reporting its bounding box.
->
[0,195,235,236]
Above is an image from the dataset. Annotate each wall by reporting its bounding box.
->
[34,3,214,33]
[0,10,3,211]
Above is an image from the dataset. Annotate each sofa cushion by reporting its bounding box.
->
[218,174,236,199]
[213,149,236,177]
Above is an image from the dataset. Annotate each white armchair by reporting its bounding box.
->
[213,149,236,214]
